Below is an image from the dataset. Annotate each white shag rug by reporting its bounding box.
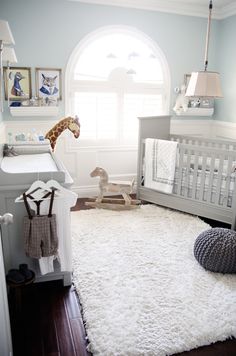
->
[71,205,236,356]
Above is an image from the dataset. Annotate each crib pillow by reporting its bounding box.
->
[194,228,236,273]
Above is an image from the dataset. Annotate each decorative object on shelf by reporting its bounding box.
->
[35,67,62,101]
[0,20,15,112]
[200,98,214,108]
[189,98,201,108]
[45,116,80,151]
[10,101,21,107]
[174,73,215,115]
[173,84,189,115]
[3,66,32,101]
[86,167,140,210]
[3,144,18,157]
[185,0,222,98]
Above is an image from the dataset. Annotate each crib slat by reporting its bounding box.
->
[223,155,233,207]
[199,152,207,201]
[206,154,216,203]
[191,150,200,200]
[177,146,184,196]
[215,154,225,205]
[184,148,192,197]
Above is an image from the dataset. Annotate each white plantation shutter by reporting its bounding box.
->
[66,27,170,146]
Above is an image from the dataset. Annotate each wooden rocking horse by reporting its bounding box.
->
[45,116,80,151]
[85,167,140,210]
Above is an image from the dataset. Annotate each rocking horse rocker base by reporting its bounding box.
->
[85,197,141,210]
[85,167,141,210]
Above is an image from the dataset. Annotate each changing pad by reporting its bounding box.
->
[1,153,58,173]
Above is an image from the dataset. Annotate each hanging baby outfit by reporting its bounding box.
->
[27,188,78,275]
[23,190,58,259]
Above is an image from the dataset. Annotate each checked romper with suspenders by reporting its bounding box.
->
[23,190,58,259]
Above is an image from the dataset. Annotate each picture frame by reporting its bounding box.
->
[35,67,62,101]
[3,66,32,101]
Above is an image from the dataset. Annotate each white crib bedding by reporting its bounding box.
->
[1,153,58,173]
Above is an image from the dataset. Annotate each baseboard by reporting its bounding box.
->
[72,185,99,198]
[72,182,137,198]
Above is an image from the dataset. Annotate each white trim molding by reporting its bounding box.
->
[0,121,6,144]
[212,120,236,140]
[170,118,213,138]
[68,0,236,19]
[65,24,171,117]
[220,2,236,19]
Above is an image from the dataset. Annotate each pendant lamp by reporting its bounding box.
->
[185,0,223,98]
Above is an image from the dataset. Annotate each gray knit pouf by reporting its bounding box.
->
[194,228,236,273]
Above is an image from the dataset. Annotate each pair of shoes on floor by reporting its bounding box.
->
[6,264,35,285]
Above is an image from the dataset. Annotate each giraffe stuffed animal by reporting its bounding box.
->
[45,116,80,151]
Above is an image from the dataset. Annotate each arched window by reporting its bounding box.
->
[66,26,170,146]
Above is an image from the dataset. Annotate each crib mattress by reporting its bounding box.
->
[1,153,58,173]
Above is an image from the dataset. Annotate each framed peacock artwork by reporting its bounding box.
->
[3,66,32,101]
[35,67,62,103]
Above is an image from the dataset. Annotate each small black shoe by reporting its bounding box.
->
[19,264,35,282]
[6,269,25,284]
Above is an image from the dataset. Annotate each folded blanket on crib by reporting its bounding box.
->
[144,138,178,194]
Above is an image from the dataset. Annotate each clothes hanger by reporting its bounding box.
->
[46,171,68,193]
[46,179,66,192]
[15,177,52,203]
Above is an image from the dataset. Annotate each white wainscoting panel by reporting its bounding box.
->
[212,120,236,140]
[170,119,213,137]
[5,119,234,197]
[0,122,6,144]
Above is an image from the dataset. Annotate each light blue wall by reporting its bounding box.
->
[214,15,236,122]
[1,0,220,122]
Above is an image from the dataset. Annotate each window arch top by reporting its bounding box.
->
[73,32,164,84]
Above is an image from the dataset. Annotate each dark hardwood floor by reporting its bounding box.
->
[8,198,236,356]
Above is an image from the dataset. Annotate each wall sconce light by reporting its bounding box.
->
[0,20,15,112]
[185,1,223,98]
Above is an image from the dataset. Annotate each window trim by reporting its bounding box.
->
[65,25,171,145]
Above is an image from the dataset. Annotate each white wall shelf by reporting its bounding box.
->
[10,106,59,117]
[175,107,214,117]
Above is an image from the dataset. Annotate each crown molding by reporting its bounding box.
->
[68,0,236,19]
[219,2,236,19]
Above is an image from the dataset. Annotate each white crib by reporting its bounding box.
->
[136,116,236,229]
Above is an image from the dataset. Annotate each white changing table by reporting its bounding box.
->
[0,142,74,286]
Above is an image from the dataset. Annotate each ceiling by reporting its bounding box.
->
[69,0,236,18]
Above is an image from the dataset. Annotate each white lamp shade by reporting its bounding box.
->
[0,20,15,45]
[2,47,17,63]
[185,71,223,98]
